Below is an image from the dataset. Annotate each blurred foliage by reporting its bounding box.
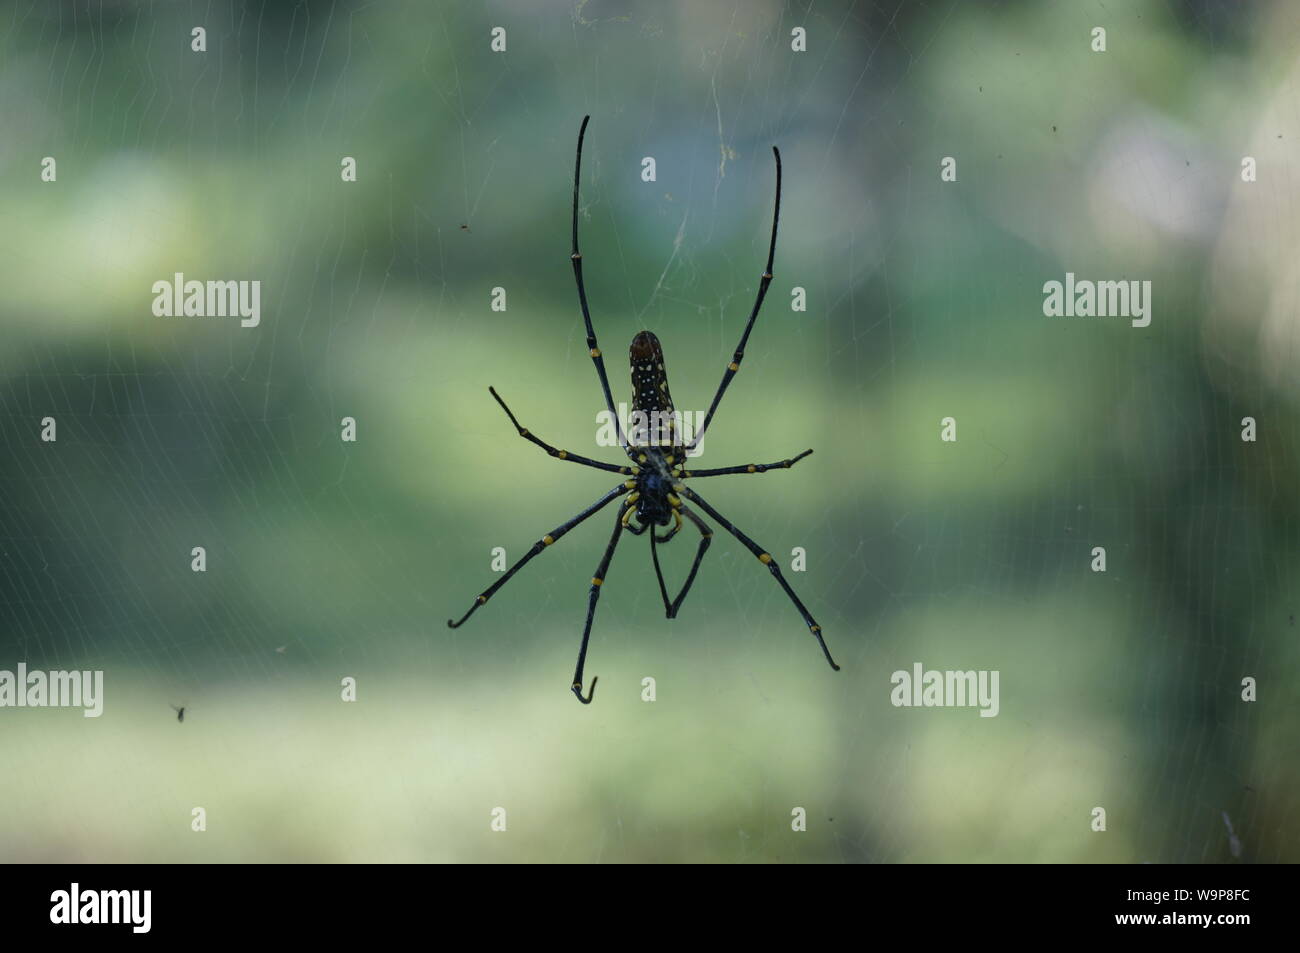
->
[0,0,1296,862]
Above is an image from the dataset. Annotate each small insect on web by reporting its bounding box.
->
[447,116,840,705]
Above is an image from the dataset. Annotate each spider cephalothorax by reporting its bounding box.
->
[447,116,840,705]
[626,464,675,532]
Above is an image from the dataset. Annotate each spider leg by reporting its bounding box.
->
[571,499,633,704]
[570,115,630,454]
[447,483,630,629]
[686,145,781,453]
[678,486,839,671]
[682,449,812,478]
[650,505,712,619]
[489,386,631,475]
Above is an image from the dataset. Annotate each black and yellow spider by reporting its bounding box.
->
[448,116,840,704]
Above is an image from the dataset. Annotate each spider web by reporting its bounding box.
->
[0,0,1294,863]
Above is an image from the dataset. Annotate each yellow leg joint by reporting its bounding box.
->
[759,553,772,564]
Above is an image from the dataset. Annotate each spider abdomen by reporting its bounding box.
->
[629,330,678,448]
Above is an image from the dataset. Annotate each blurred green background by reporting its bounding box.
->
[1,0,1297,863]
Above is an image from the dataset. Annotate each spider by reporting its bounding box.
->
[448,116,840,704]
